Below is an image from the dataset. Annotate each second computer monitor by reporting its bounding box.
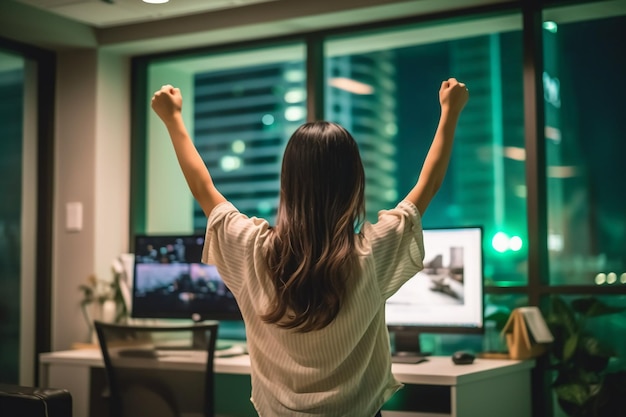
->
[131,234,242,322]
[386,226,484,355]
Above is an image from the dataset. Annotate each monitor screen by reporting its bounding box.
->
[131,234,242,321]
[386,226,484,333]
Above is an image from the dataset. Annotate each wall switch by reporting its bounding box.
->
[66,202,83,232]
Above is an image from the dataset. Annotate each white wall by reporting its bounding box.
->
[53,50,98,348]
[52,50,131,349]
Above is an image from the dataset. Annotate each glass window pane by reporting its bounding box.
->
[0,49,25,383]
[144,43,306,233]
[324,14,527,285]
[543,10,626,285]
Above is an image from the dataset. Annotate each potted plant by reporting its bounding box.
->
[78,258,130,344]
[545,295,626,417]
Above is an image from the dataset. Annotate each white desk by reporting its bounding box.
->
[39,349,533,417]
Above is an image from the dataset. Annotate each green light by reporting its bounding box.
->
[492,232,509,253]
[543,21,558,33]
[509,236,523,251]
[231,140,245,154]
[261,114,275,125]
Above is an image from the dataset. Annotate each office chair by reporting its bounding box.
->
[94,320,218,417]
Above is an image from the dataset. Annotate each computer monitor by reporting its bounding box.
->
[386,226,484,360]
[131,234,242,322]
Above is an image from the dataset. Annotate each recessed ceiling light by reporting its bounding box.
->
[143,0,170,4]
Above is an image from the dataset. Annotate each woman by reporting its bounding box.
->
[151,78,469,417]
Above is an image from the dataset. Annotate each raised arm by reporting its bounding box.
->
[151,85,226,218]
[405,78,469,215]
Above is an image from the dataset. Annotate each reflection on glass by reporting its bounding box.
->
[0,49,25,383]
[544,14,626,285]
[324,16,526,285]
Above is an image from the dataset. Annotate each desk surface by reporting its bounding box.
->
[40,349,534,385]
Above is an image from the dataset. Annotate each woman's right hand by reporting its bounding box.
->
[151,84,183,123]
[439,78,469,116]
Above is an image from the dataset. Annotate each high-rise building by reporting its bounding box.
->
[192,52,399,227]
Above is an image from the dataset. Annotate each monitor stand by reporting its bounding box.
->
[390,327,430,364]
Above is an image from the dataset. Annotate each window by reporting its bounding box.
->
[540,6,626,416]
[542,11,626,286]
[0,49,24,383]
[0,45,41,384]
[143,43,306,233]
[324,14,527,285]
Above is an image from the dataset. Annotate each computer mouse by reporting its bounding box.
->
[452,350,475,365]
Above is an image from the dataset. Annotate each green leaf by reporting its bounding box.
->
[563,333,579,362]
[549,296,577,335]
[580,336,612,358]
[573,368,602,385]
[554,382,593,406]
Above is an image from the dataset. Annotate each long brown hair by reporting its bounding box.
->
[262,121,366,332]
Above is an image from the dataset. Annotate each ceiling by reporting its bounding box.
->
[14,0,279,28]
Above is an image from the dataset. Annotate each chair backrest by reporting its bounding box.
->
[94,320,218,417]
